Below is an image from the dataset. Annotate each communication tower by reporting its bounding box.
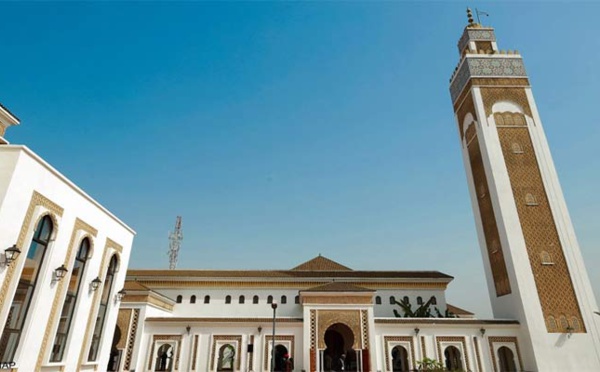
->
[168,216,183,269]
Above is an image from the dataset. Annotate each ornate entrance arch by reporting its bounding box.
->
[323,323,356,371]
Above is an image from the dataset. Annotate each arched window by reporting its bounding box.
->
[417,296,423,305]
[88,255,118,361]
[267,295,273,304]
[497,346,517,372]
[430,296,437,305]
[217,344,235,371]
[239,295,245,304]
[511,143,524,154]
[540,251,553,265]
[50,237,90,362]
[0,215,53,361]
[225,295,231,304]
[273,344,289,371]
[204,295,210,304]
[190,295,196,304]
[391,345,409,371]
[155,343,174,371]
[390,296,396,305]
[253,295,259,304]
[176,295,182,304]
[402,296,409,304]
[444,346,463,371]
[281,295,287,304]
[525,193,538,206]
[295,295,300,304]
[375,296,382,305]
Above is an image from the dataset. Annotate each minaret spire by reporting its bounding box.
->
[449,16,600,372]
[466,8,475,27]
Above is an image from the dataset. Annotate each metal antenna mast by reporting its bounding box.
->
[168,216,183,269]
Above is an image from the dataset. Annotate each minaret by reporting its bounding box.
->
[449,9,600,371]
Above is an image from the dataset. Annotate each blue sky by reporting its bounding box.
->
[2,2,600,317]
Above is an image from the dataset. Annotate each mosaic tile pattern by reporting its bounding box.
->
[458,28,496,54]
[451,57,527,102]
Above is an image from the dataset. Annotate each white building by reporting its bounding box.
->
[117,255,522,372]
[114,14,600,372]
[0,104,135,371]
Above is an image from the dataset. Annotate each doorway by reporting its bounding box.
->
[322,323,360,371]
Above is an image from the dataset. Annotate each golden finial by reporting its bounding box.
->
[467,8,474,26]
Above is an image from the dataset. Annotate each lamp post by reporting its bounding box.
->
[271,301,278,372]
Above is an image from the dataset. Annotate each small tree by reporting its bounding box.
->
[416,357,444,371]
[393,297,435,318]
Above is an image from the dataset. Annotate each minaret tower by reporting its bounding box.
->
[449,10,600,371]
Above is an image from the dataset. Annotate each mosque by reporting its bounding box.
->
[0,11,599,372]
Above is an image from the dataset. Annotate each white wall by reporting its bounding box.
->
[0,146,135,372]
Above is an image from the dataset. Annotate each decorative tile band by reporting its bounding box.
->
[458,28,496,54]
[450,56,527,102]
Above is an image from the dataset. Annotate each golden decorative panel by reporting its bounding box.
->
[488,336,523,372]
[36,217,98,370]
[475,41,493,54]
[456,92,476,139]
[452,78,529,112]
[497,126,584,332]
[264,335,295,370]
[317,310,362,349]
[480,87,532,118]
[310,310,316,349]
[115,309,132,349]
[435,336,470,371]
[147,335,183,370]
[124,309,139,370]
[360,310,369,350]
[134,280,448,290]
[302,295,373,305]
[0,191,63,311]
[468,133,512,296]
[384,336,415,370]
[210,335,242,371]
[420,336,426,359]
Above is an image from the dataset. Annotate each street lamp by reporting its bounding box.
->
[271,301,278,372]
[3,244,21,266]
